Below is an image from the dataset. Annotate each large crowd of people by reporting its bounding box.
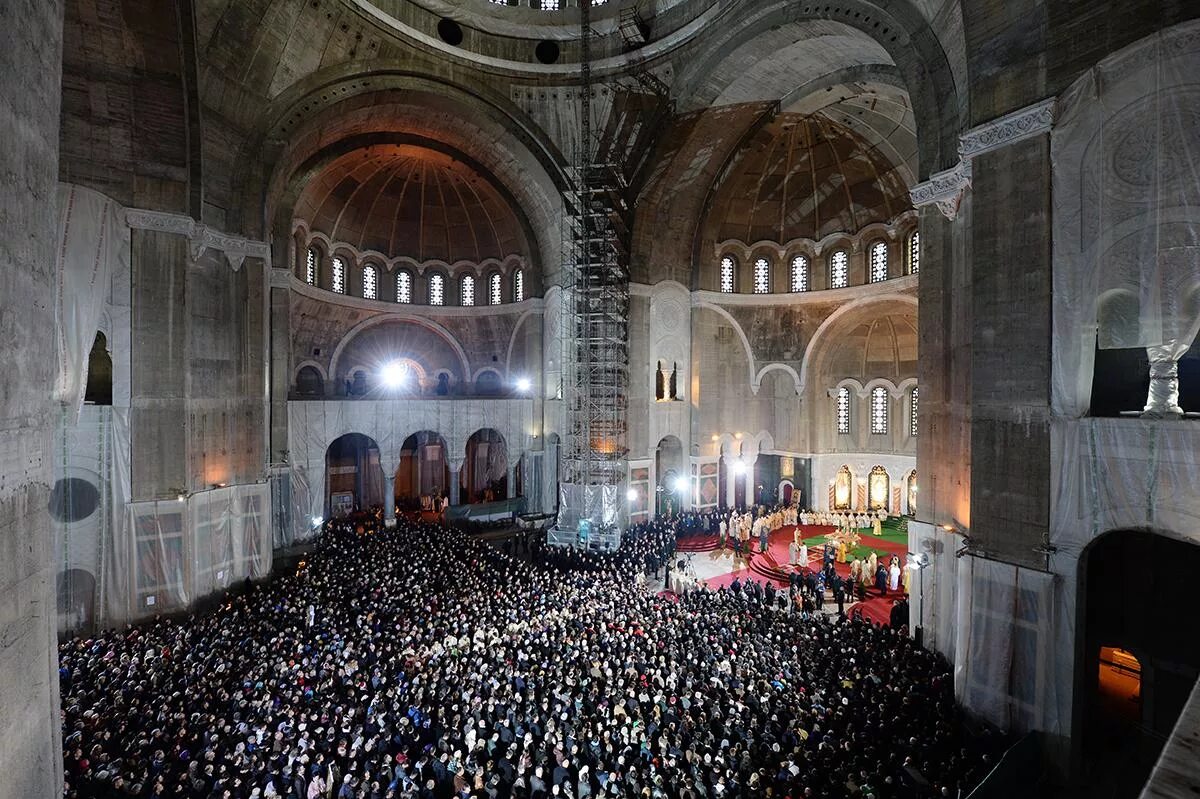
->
[60,515,997,799]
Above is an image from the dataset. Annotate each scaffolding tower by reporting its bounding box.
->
[549,0,643,551]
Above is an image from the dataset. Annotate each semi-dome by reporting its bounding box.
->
[706,112,913,245]
[294,144,529,264]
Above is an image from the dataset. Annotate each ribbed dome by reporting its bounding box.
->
[294,144,528,263]
[708,112,912,244]
[825,314,917,382]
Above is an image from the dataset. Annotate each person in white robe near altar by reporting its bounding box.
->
[871,515,883,537]
[888,558,901,592]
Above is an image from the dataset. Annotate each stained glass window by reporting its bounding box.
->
[869,241,888,283]
[908,231,920,275]
[720,256,735,293]
[396,271,412,304]
[830,250,849,289]
[790,255,808,292]
[461,275,475,306]
[836,387,851,434]
[514,269,525,302]
[362,265,377,300]
[871,386,889,435]
[541,0,558,9]
[429,274,445,306]
[753,258,770,294]
[910,387,919,437]
[489,273,502,305]
[305,247,317,285]
[331,257,345,294]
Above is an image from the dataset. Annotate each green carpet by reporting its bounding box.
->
[799,537,898,562]
[800,527,908,548]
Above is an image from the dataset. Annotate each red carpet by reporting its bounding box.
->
[676,535,719,552]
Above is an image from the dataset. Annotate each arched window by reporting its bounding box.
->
[906,470,918,515]
[836,386,851,434]
[429,274,445,306]
[910,387,919,437]
[396,271,412,304]
[907,231,920,275]
[461,275,476,306]
[829,250,849,289]
[489,273,502,305]
[362,265,377,300]
[753,258,770,294]
[331,257,346,293]
[868,465,890,511]
[719,256,735,293]
[513,269,525,302]
[869,241,888,283]
[541,0,559,9]
[305,247,317,285]
[870,386,889,435]
[790,255,809,292]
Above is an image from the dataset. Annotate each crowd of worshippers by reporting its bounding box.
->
[59,515,996,799]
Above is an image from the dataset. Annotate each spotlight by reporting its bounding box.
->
[626,488,638,502]
[733,460,747,475]
[311,516,324,528]
[515,376,532,393]
[380,361,409,388]
[672,476,688,493]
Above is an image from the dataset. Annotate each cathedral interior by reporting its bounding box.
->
[3,0,1200,797]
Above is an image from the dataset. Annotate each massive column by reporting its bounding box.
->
[449,460,462,506]
[0,1,66,796]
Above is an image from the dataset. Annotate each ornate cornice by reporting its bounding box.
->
[125,209,271,271]
[910,98,1056,220]
[958,98,1057,161]
[909,160,972,221]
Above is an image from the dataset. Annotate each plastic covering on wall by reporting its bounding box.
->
[907,521,961,662]
[270,465,318,549]
[125,484,272,621]
[953,556,1058,735]
[1051,21,1200,418]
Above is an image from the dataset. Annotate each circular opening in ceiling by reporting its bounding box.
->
[437,18,464,46]
[535,40,560,64]
[49,477,101,523]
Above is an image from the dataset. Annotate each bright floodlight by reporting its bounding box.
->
[733,460,747,475]
[311,516,323,528]
[626,488,638,502]
[672,475,688,493]
[515,376,532,393]
[380,360,408,388]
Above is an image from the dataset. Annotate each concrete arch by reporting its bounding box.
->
[752,363,802,396]
[799,293,918,395]
[328,313,472,384]
[694,302,757,389]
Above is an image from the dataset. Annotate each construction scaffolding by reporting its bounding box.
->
[550,1,671,550]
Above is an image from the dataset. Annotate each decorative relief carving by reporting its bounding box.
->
[957,98,1056,160]
[125,209,271,270]
[909,160,972,221]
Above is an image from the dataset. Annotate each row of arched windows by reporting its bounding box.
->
[301,245,526,306]
[718,231,919,294]
[835,385,919,437]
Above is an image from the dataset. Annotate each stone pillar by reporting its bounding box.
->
[449,460,462,506]
[1142,343,1186,418]
[506,463,516,499]
[746,458,757,507]
[0,1,66,796]
[382,466,396,525]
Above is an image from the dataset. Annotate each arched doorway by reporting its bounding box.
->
[324,433,384,516]
[1078,531,1200,793]
[462,429,507,503]
[395,431,450,511]
[906,470,918,516]
[655,435,684,516]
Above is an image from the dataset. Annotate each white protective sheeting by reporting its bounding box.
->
[907,520,960,662]
[1051,21,1200,418]
[953,556,1058,735]
[125,484,272,621]
[270,465,319,548]
[54,184,130,418]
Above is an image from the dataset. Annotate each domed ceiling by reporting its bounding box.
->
[294,144,530,264]
[707,112,913,245]
[824,313,917,382]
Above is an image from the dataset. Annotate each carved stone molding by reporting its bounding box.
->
[269,267,295,289]
[125,209,271,270]
[909,160,972,221]
[958,98,1057,161]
